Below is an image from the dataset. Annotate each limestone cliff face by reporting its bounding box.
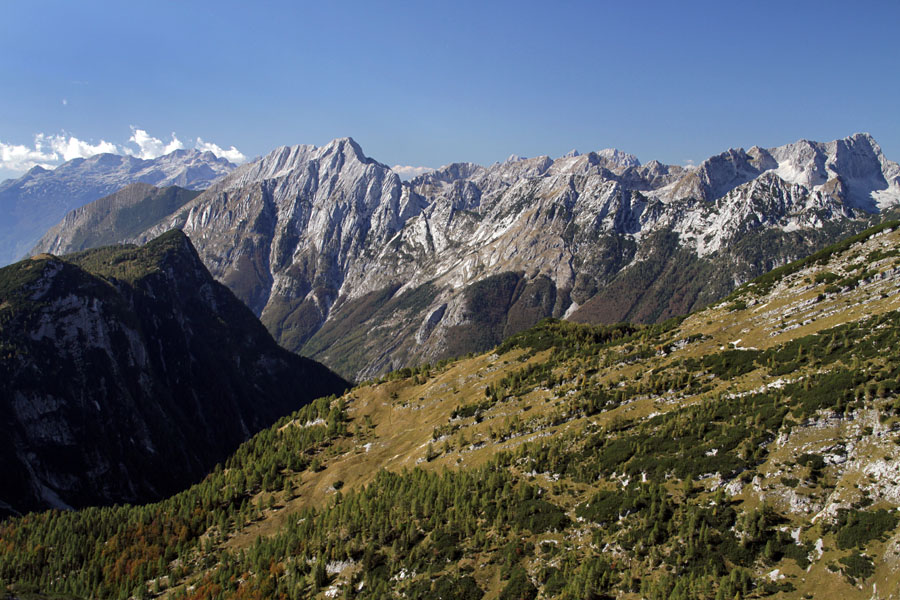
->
[34,134,900,380]
[0,231,347,516]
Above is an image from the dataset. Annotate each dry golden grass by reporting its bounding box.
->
[213,227,900,598]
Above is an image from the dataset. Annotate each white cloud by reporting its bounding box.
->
[36,133,118,161]
[0,133,118,172]
[195,137,246,163]
[0,139,58,172]
[0,127,246,175]
[391,164,434,180]
[125,127,184,159]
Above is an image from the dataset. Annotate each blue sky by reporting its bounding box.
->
[1,0,898,181]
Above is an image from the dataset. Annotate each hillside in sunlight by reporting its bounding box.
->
[2,221,900,600]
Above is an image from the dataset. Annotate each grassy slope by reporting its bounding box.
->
[2,223,900,599]
[67,186,201,253]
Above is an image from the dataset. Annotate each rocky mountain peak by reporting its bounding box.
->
[127,137,413,325]
[657,133,900,211]
[222,137,390,192]
[492,155,554,182]
[410,162,485,187]
[848,131,877,145]
[21,165,49,177]
[595,148,641,168]
[764,133,900,211]
[663,146,762,202]
[324,136,369,161]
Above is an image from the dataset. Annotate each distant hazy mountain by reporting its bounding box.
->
[34,134,900,380]
[0,231,347,516]
[0,149,236,265]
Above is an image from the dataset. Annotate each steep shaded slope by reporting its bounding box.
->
[0,149,235,265]
[0,231,347,516]
[2,221,900,600]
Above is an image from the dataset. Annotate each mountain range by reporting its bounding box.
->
[0,149,237,266]
[31,133,900,380]
[0,230,347,516]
